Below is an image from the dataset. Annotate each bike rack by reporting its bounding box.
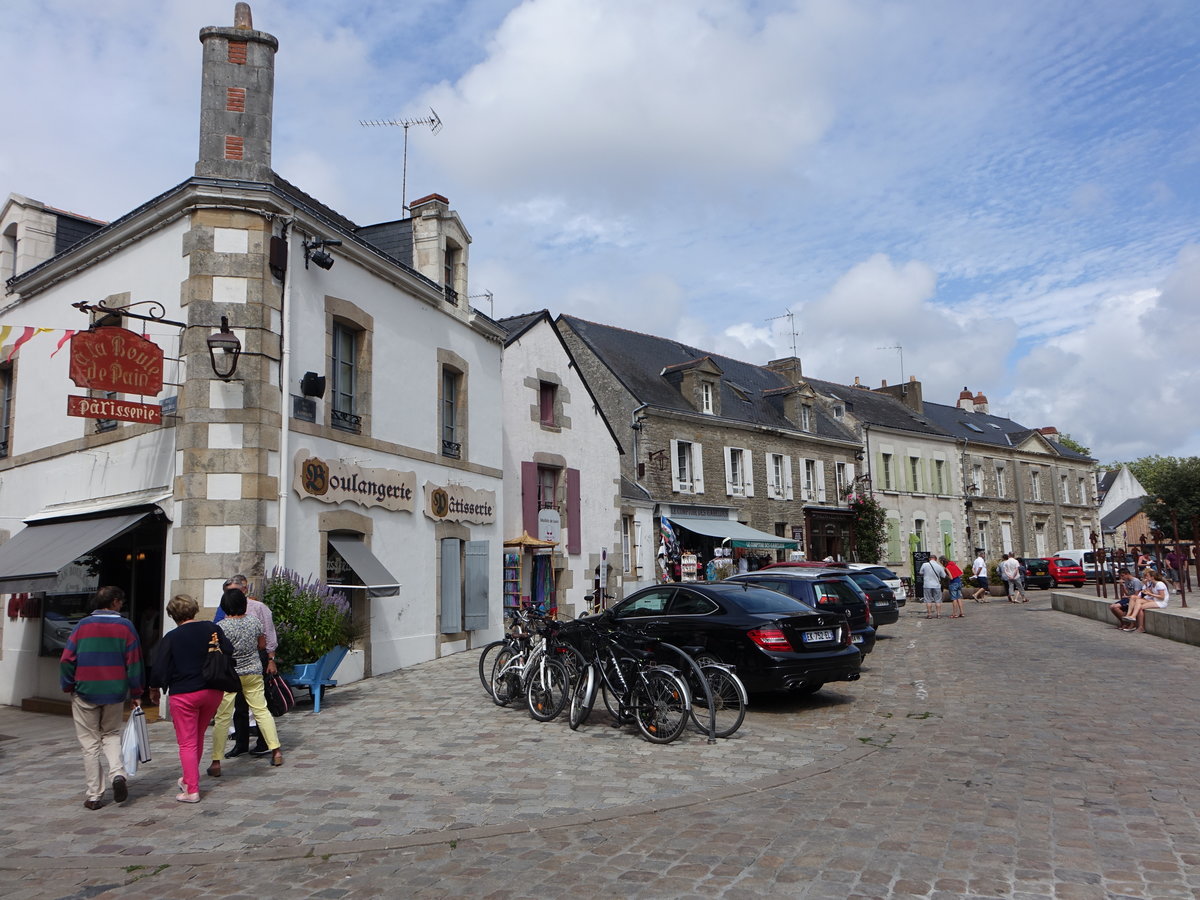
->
[655,641,718,744]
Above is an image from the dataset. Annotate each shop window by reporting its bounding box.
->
[539,380,557,426]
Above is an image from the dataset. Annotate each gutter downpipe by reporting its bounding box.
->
[630,402,649,489]
[276,220,295,574]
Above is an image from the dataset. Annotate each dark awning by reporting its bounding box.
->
[666,516,798,551]
[0,511,151,593]
[328,535,401,598]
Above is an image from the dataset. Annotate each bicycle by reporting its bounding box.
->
[490,617,571,722]
[477,606,538,699]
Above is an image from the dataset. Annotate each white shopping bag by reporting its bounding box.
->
[120,706,152,775]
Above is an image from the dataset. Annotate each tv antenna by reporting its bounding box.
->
[360,108,443,214]
[878,344,904,383]
[468,291,495,318]
[766,310,799,358]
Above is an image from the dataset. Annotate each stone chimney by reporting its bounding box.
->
[196,3,278,182]
[973,391,989,414]
[409,193,471,309]
[766,356,803,385]
[957,387,974,411]
[873,375,923,413]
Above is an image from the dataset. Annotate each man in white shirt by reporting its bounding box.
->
[999,552,1028,603]
[971,551,989,602]
[919,555,948,619]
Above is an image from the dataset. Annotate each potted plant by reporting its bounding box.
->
[260,568,353,671]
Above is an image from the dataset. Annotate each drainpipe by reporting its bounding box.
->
[630,402,649,488]
[275,220,294,574]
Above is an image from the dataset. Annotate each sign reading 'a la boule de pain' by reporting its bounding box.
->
[423,482,496,524]
[292,449,415,512]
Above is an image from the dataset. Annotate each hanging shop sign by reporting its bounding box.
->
[292,449,415,512]
[424,482,496,524]
[69,327,164,395]
[67,395,163,424]
[537,509,561,543]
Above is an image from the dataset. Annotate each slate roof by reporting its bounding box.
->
[919,401,1094,461]
[1097,469,1120,495]
[559,315,858,444]
[497,311,547,345]
[803,377,951,439]
[1101,497,1146,531]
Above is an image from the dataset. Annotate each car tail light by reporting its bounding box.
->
[748,627,793,651]
[841,625,852,647]
[864,605,872,626]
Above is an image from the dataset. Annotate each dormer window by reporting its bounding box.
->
[800,404,813,432]
[701,382,714,415]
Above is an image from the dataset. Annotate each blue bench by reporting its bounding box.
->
[283,645,348,713]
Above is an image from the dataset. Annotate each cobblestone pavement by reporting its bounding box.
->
[3,595,1200,898]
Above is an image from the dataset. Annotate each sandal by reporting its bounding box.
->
[176,792,201,803]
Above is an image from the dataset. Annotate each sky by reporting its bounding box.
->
[2,0,1198,463]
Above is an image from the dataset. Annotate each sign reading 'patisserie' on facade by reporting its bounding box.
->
[292,449,415,512]
[423,482,496,524]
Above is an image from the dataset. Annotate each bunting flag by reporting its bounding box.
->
[51,330,77,357]
[4,327,55,362]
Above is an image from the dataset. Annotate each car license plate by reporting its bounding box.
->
[802,629,834,643]
[873,600,889,607]
[851,634,864,644]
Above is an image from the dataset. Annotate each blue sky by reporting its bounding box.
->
[3,0,1198,462]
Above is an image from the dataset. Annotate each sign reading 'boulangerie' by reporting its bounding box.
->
[292,449,415,512]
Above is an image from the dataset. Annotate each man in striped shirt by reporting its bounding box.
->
[60,585,145,809]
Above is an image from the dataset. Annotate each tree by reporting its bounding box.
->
[1056,433,1091,457]
[849,494,888,563]
[1116,456,1200,540]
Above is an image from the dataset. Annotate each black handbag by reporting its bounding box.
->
[264,673,295,717]
[202,630,241,693]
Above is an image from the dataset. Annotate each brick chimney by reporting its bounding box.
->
[196,3,278,182]
[872,374,923,413]
[973,391,989,414]
[1039,426,1060,440]
[766,356,803,385]
[957,387,974,411]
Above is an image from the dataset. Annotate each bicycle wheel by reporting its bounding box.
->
[551,643,587,687]
[633,670,689,744]
[689,665,747,738]
[490,649,521,707]
[526,658,570,722]
[478,640,506,698]
[568,662,597,730]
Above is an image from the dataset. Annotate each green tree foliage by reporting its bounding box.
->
[1117,456,1200,540]
[849,494,888,564]
[1056,433,1091,457]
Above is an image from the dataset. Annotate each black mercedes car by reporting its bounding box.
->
[726,570,877,654]
[585,582,861,696]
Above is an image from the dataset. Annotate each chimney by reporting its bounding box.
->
[957,387,974,411]
[973,391,989,415]
[408,193,471,309]
[1040,426,1060,440]
[766,357,803,385]
[873,376,923,413]
[196,3,278,182]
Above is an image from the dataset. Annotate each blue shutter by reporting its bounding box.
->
[440,538,462,633]
[464,540,490,631]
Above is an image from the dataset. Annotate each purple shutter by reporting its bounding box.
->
[522,461,538,535]
[567,468,581,554]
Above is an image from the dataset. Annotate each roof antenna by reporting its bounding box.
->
[360,108,443,214]
[878,345,904,384]
[468,291,495,318]
[766,310,799,357]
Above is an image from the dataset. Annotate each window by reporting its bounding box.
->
[804,459,817,499]
[909,457,921,492]
[832,404,844,419]
[934,460,945,494]
[539,381,557,426]
[621,516,633,574]
[1061,474,1070,503]
[800,404,813,432]
[1077,477,1087,505]
[701,382,713,414]
[671,439,704,494]
[94,389,119,433]
[331,322,361,434]
[881,453,894,490]
[0,363,11,457]
[995,464,1007,499]
[537,466,559,512]
[1031,470,1042,501]
[972,464,984,495]
[441,368,462,458]
[913,518,926,551]
[835,462,847,499]
[1065,523,1075,548]
[443,243,461,305]
[977,520,989,558]
[773,455,785,497]
[677,441,692,488]
[730,448,744,494]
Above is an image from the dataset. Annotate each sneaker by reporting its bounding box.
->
[112,776,128,803]
[1121,615,1136,623]
[83,799,104,811]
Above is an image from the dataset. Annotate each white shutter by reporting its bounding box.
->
[783,456,794,500]
[723,446,735,496]
[670,439,682,492]
[743,449,755,497]
[693,442,705,494]
[845,463,855,499]
[816,460,827,501]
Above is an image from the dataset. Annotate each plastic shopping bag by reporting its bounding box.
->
[121,706,151,775]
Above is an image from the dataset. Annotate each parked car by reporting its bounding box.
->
[841,571,900,625]
[845,563,907,605]
[1046,557,1086,588]
[577,582,861,696]
[1018,557,1053,590]
[725,570,876,655]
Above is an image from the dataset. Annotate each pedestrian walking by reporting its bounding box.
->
[999,552,1028,603]
[59,585,145,810]
[971,550,990,602]
[213,574,278,757]
[919,555,948,619]
[943,557,965,618]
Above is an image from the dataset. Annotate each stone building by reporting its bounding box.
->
[921,389,1098,561]
[0,4,504,707]
[556,316,862,565]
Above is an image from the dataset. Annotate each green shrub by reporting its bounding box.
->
[261,567,353,669]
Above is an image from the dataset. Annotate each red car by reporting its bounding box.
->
[1047,557,1086,588]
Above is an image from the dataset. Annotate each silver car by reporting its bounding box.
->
[844,563,906,605]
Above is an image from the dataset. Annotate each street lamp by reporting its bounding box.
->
[206,316,242,380]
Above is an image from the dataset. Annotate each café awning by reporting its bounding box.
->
[0,511,152,593]
[666,516,799,551]
[328,535,401,598]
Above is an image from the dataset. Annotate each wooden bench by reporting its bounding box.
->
[1050,589,1200,646]
[283,645,349,713]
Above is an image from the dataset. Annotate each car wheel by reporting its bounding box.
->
[1050,579,1058,589]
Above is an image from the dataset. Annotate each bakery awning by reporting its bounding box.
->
[666,516,799,550]
[0,511,152,593]
[327,535,401,598]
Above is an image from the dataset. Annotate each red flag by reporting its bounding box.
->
[51,329,77,357]
[5,327,52,362]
